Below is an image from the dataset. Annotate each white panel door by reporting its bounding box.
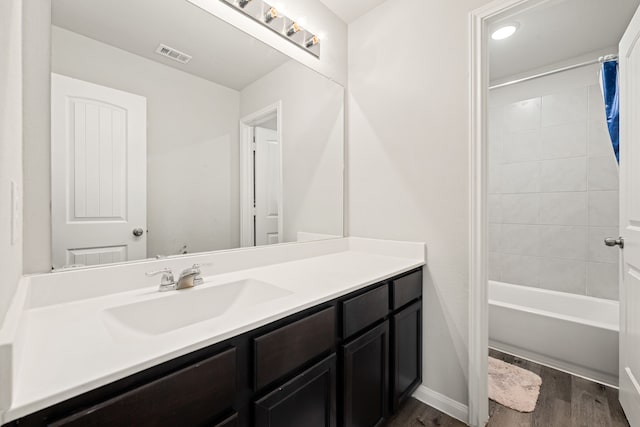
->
[51,73,147,269]
[254,126,281,246]
[619,6,640,425]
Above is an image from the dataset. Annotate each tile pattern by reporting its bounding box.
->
[488,83,620,300]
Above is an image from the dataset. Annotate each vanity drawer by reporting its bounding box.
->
[341,284,389,339]
[254,307,335,390]
[391,270,422,310]
[49,347,237,427]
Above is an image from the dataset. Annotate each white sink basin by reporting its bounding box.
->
[102,279,292,335]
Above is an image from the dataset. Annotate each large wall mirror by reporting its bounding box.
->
[44,0,344,270]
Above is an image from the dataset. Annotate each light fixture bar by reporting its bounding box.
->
[219,0,321,58]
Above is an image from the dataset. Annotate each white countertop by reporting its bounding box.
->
[0,238,425,423]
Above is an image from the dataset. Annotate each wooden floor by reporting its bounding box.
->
[385,397,467,427]
[385,350,629,427]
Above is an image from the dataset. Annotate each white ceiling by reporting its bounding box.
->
[318,0,387,23]
[490,0,640,81]
[52,0,290,91]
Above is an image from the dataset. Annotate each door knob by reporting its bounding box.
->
[133,228,144,237]
[604,237,624,248]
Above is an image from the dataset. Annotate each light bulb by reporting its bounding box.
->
[305,35,319,48]
[491,25,518,40]
[287,22,301,36]
[265,7,279,23]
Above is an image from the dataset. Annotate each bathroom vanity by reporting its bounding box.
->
[0,238,425,427]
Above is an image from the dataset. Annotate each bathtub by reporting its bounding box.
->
[489,281,619,387]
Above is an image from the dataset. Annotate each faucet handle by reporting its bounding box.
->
[146,268,175,287]
[190,263,213,286]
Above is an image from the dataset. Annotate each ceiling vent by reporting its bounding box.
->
[155,44,192,64]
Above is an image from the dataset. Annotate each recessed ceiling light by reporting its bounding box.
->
[491,24,518,40]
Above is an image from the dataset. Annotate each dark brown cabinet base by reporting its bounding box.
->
[255,354,336,427]
[3,268,422,427]
[342,321,389,427]
[391,300,422,412]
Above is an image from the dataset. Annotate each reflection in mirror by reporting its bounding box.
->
[47,0,344,270]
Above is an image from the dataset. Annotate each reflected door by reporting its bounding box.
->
[619,5,640,425]
[254,126,281,246]
[51,73,147,269]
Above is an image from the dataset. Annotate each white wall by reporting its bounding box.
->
[51,26,241,258]
[240,60,344,242]
[488,62,620,300]
[0,0,24,325]
[348,0,494,409]
[22,0,52,273]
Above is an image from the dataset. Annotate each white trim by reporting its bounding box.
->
[239,102,284,247]
[413,385,469,424]
[468,1,554,426]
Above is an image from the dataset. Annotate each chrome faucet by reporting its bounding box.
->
[146,263,211,292]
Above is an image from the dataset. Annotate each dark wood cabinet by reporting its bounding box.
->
[391,269,422,310]
[254,354,336,427]
[5,268,422,427]
[254,307,335,390]
[49,347,237,427]
[342,321,389,427]
[341,284,388,339]
[391,300,422,412]
[214,413,239,427]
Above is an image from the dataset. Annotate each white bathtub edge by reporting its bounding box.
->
[488,299,618,332]
[412,384,469,424]
[490,341,619,388]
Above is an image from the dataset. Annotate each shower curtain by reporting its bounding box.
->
[601,60,620,163]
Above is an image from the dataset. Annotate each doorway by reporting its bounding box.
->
[239,102,283,247]
[470,0,639,426]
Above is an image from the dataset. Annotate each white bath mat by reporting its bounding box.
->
[488,356,542,413]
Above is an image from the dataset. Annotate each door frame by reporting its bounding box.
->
[239,101,283,247]
[468,0,551,425]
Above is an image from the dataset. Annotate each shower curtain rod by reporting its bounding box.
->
[489,54,618,90]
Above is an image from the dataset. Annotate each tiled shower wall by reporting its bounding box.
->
[488,64,620,300]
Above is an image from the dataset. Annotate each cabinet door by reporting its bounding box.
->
[391,300,422,413]
[213,412,238,427]
[254,354,336,427]
[342,321,389,427]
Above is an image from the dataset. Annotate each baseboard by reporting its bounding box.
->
[412,385,469,424]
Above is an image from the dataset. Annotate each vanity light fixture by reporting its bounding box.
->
[217,0,321,58]
[265,7,279,23]
[491,24,518,40]
[287,22,301,36]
